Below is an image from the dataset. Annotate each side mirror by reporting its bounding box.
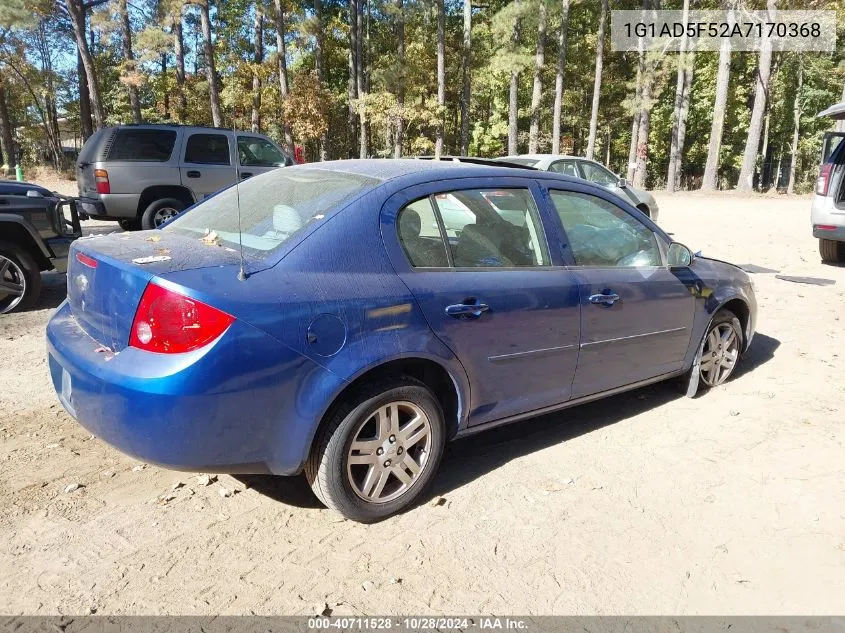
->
[617,177,628,188]
[667,242,695,268]
[26,189,43,198]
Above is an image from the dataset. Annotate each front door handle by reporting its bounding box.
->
[445,300,490,319]
[589,292,621,306]
[186,170,201,178]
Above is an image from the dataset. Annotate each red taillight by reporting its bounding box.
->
[816,225,837,231]
[75,252,98,268]
[94,169,110,194]
[129,282,234,354]
[816,163,833,196]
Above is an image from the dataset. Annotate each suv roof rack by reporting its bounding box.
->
[116,123,245,132]
[412,156,537,170]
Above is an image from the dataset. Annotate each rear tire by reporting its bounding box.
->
[118,218,142,231]
[141,198,186,230]
[819,238,845,263]
[0,242,42,314]
[305,377,446,523]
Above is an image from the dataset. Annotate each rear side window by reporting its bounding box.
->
[433,188,550,268]
[164,168,378,255]
[549,160,579,177]
[184,133,231,165]
[397,198,449,268]
[107,129,177,162]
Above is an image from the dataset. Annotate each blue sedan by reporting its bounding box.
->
[47,159,756,522]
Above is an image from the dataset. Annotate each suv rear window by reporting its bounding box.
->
[164,168,379,255]
[107,129,177,162]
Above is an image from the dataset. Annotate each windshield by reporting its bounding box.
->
[164,168,379,256]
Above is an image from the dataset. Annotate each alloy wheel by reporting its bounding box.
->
[699,321,740,387]
[154,207,180,227]
[346,401,433,504]
[0,255,26,314]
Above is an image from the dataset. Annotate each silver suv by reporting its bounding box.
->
[811,103,845,263]
[76,125,294,230]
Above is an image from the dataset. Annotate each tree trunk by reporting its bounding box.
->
[118,0,142,123]
[174,14,187,123]
[161,53,169,119]
[0,80,16,174]
[666,0,691,192]
[274,0,292,148]
[551,0,569,155]
[356,0,368,158]
[459,0,471,155]
[435,0,445,158]
[585,0,607,161]
[199,0,223,127]
[701,5,733,191]
[251,6,264,133]
[527,0,547,154]
[77,49,94,140]
[66,0,106,129]
[314,0,328,159]
[737,0,777,192]
[787,55,802,195]
[626,52,643,182]
[507,0,521,156]
[347,0,358,157]
[632,70,653,189]
[393,0,405,158]
[837,81,845,134]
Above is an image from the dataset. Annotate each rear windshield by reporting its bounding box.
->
[500,157,539,167]
[164,168,379,255]
[107,129,177,162]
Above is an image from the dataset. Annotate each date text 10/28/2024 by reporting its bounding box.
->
[307,617,528,630]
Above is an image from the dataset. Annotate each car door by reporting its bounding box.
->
[236,135,293,180]
[384,178,581,426]
[180,131,237,199]
[545,187,695,398]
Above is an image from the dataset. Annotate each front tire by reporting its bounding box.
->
[141,198,186,230]
[305,377,446,523]
[819,238,845,263]
[681,309,743,396]
[0,242,42,314]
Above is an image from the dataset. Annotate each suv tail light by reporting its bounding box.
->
[129,282,234,354]
[94,169,110,194]
[816,163,833,196]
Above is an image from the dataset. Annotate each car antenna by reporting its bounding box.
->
[232,116,248,281]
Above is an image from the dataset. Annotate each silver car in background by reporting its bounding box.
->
[498,154,660,221]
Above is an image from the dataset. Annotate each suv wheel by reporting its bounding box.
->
[819,238,845,263]
[141,198,186,230]
[305,377,446,523]
[0,242,42,314]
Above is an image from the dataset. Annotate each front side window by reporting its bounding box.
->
[579,161,619,186]
[107,129,176,162]
[550,190,662,267]
[433,188,549,268]
[397,198,449,268]
[238,136,292,167]
[184,133,231,165]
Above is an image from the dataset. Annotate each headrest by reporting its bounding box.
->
[400,209,422,241]
[272,204,303,236]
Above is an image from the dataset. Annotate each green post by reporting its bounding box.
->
[15,163,23,182]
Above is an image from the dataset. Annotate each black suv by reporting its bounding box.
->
[0,181,81,313]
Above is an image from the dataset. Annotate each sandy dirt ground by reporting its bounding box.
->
[1,186,843,615]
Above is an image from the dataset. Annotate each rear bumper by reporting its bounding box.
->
[78,194,140,220]
[46,301,344,475]
[810,194,845,240]
[813,225,845,241]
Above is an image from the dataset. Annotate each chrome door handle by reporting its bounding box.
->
[445,302,490,319]
[589,292,620,306]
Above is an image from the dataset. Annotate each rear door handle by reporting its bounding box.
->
[445,301,490,319]
[589,292,620,306]
[186,170,201,178]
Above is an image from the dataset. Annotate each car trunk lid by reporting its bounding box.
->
[67,230,241,351]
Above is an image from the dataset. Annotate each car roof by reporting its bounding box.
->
[0,181,51,194]
[302,158,584,184]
